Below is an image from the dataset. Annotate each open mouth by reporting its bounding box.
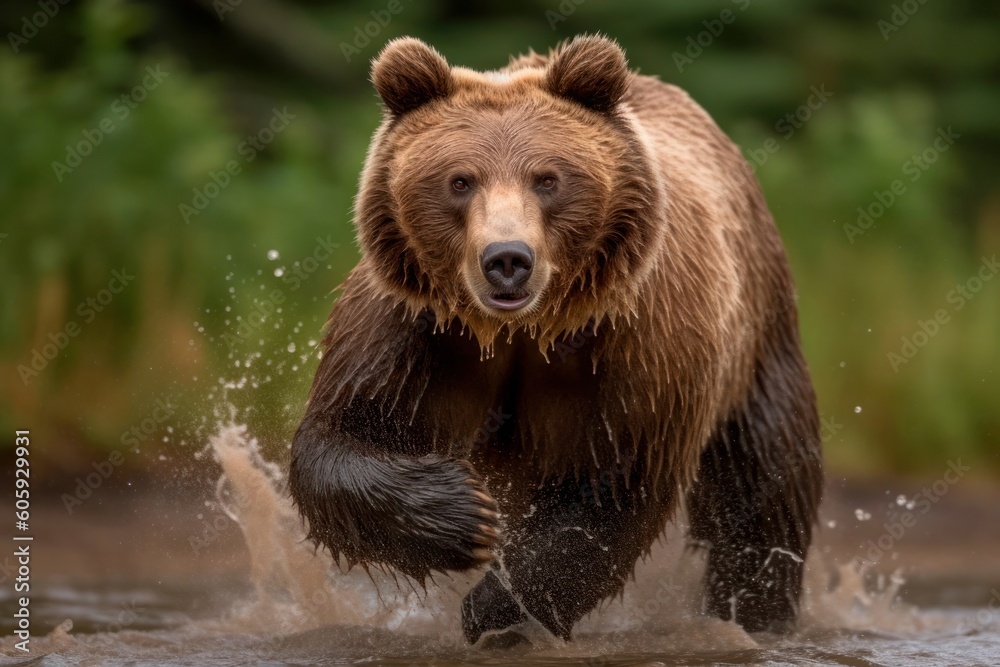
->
[483,291,532,311]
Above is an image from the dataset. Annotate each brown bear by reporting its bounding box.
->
[289,34,823,644]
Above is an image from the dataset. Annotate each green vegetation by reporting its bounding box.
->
[1,0,997,477]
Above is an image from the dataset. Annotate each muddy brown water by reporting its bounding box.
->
[3,424,999,666]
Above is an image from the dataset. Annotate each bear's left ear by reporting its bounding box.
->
[371,37,453,116]
[547,34,630,114]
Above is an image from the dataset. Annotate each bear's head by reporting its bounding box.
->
[356,35,666,351]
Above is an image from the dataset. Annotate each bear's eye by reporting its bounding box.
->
[452,178,471,192]
[538,175,557,190]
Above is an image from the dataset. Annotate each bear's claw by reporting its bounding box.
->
[382,460,502,576]
[466,482,501,560]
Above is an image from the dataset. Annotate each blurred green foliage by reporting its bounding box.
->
[1,0,997,477]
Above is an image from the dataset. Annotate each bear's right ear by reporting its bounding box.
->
[371,37,453,116]
[546,34,630,114]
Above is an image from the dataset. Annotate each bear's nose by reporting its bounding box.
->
[481,241,534,291]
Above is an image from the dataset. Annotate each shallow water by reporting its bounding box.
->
[3,424,999,666]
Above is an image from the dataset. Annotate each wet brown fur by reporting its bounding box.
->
[290,35,823,642]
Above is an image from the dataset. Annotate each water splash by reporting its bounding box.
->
[199,419,935,645]
[3,420,997,664]
[201,421,476,641]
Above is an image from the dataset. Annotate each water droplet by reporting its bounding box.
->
[854,508,871,521]
[896,494,907,506]
[274,267,285,277]
[287,342,296,353]
[267,249,279,260]
[854,406,862,414]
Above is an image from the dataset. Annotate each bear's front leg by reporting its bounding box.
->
[462,467,672,643]
[290,416,501,580]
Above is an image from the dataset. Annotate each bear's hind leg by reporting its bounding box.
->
[686,350,823,633]
[462,465,671,643]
